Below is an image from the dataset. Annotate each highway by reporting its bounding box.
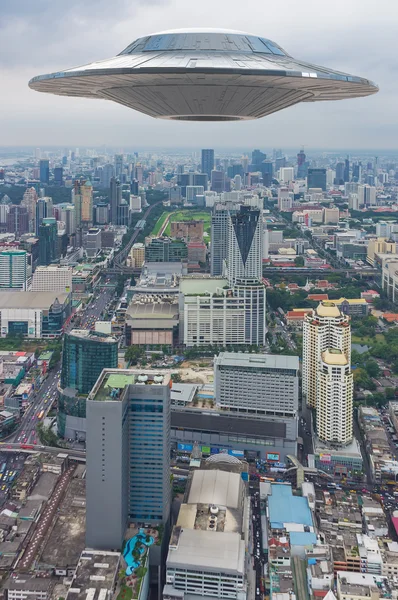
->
[6,277,117,445]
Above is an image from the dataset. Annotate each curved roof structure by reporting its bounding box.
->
[206,453,242,465]
[29,29,378,121]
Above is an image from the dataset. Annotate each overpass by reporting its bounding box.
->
[0,442,86,462]
[263,266,377,277]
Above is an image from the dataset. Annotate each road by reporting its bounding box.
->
[7,278,117,444]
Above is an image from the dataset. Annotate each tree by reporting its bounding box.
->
[294,256,305,267]
[171,373,182,383]
[125,345,144,365]
[385,387,396,401]
[364,360,380,378]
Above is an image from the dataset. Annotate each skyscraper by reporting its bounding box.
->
[101,163,115,188]
[302,301,351,410]
[0,250,28,291]
[251,149,266,169]
[58,329,118,439]
[297,148,307,178]
[86,369,171,550]
[35,196,53,236]
[54,166,64,186]
[335,162,345,185]
[343,156,350,183]
[38,217,58,265]
[110,177,122,224]
[21,187,38,233]
[114,154,124,179]
[307,168,327,191]
[39,159,50,185]
[210,202,233,276]
[358,184,376,207]
[227,205,263,285]
[210,169,225,193]
[201,149,214,180]
[73,180,93,228]
[7,205,29,237]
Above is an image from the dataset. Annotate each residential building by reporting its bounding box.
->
[55,202,75,236]
[201,148,214,180]
[367,238,397,266]
[210,202,232,276]
[86,370,171,549]
[186,185,205,204]
[58,329,118,438]
[0,291,71,338]
[214,352,299,417]
[279,167,294,183]
[317,349,353,445]
[277,187,294,211]
[145,237,187,263]
[164,465,248,600]
[73,179,93,227]
[187,241,206,263]
[6,577,52,600]
[21,187,38,232]
[129,243,145,268]
[38,218,58,265]
[0,250,28,291]
[211,169,225,193]
[303,301,351,409]
[32,265,72,293]
[65,550,120,600]
[382,259,398,303]
[7,205,29,237]
[109,177,122,224]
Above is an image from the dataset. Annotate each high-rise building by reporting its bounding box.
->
[227,205,263,285]
[185,185,204,204]
[358,184,376,207]
[0,250,28,291]
[54,166,64,186]
[35,197,53,236]
[55,203,75,236]
[279,167,294,183]
[278,188,294,211]
[210,203,232,276]
[114,154,124,179]
[210,169,225,193]
[116,201,130,227]
[307,168,327,191]
[101,163,115,188]
[7,205,29,237]
[317,349,353,445]
[109,177,122,224]
[21,187,38,233]
[343,157,350,183]
[58,330,118,439]
[335,161,345,185]
[297,148,307,178]
[95,203,109,225]
[39,159,50,185]
[251,148,267,168]
[85,369,171,549]
[201,149,214,180]
[302,301,351,409]
[38,218,58,265]
[32,265,72,292]
[72,180,93,228]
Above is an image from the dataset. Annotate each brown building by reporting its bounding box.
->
[187,241,207,264]
[170,220,204,241]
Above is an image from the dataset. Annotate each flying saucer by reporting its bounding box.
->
[29,28,378,121]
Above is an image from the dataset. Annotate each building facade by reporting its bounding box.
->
[32,265,72,292]
[227,205,263,285]
[145,238,187,263]
[0,250,28,291]
[86,370,171,550]
[201,149,214,180]
[38,218,58,265]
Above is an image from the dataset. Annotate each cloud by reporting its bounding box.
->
[1,0,397,148]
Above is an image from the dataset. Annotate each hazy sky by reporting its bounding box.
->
[1,0,396,149]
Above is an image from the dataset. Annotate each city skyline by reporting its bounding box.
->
[2,0,396,148]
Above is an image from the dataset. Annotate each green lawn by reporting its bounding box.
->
[151,211,170,236]
[152,209,211,239]
[352,333,385,346]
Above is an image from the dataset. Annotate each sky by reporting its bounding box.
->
[1,0,397,150]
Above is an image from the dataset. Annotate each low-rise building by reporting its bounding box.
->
[6,577,52,600]
[32,265,72,293]
[65,550,120,600]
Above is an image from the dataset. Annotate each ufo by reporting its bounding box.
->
[29,28,378,122]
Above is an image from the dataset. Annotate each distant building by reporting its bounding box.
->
[145,237,187,263]
[129,243,145,268]
[39,159,50,185]
[38,218,58,265]
[0,250,28,291]
[211,170,225,193]
[170,220,204,241]
[358,184,376,207]
[201,148,214,180]
[7,205,29,237]
[307,168,327,191]
[187,241,206,263]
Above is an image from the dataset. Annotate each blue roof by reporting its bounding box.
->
[268,484,313,528]
[290,532,317,547]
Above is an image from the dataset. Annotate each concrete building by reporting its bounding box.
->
[164,464,248,600]
[382,259,398,303]
[317,350,353,446]
[210,202,232,276]
[358,184,376,207]
[145,237,188,263]
[86,369,171,550]
[32,265,72,293]
[0,250,28,291]
[0,291,70,338]
[170,220,204,241]
[65,550,120,600]
[227,205,263,286]
[186,186,205,204]
[129,243,145,268]
[303,301,351,410]
[6,577,52,600]
[73,179,93,228]
[277,188,294,211]
[214,352,299,417]
[85,227,102,258]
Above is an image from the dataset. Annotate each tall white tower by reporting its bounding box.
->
[302,302,351,410]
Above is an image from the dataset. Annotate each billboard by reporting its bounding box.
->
[210,447,220,454]
[201,446,211,454]
[229,449,245,457]
[319,453,332,463]
[266,452,280,462]
[177,443,192,452]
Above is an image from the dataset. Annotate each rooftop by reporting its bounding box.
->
[187,469,243,509]
[67,329,118,344]
[322,349,349,366]
[66,550,120,600]
[90,369,171,402]
[268,484,313,529]
[215,351,299,371]
[315,302,341,318]
[0,291,69,309]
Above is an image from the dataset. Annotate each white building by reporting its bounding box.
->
[186,186,205,204]
[214,352,299,417]
[316,350,353,445]
[6,578,52,600]
[164,466,248,600]
[303,302,351,410]
[0,250,28,291]
[32,265,72,293]
[278,187,294,211]
[348,193,359,210]
[279,167,294,183]
[358,184,376,207]
[130,194,142,212]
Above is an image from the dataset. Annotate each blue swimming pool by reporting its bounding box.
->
[123,530,154,576]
